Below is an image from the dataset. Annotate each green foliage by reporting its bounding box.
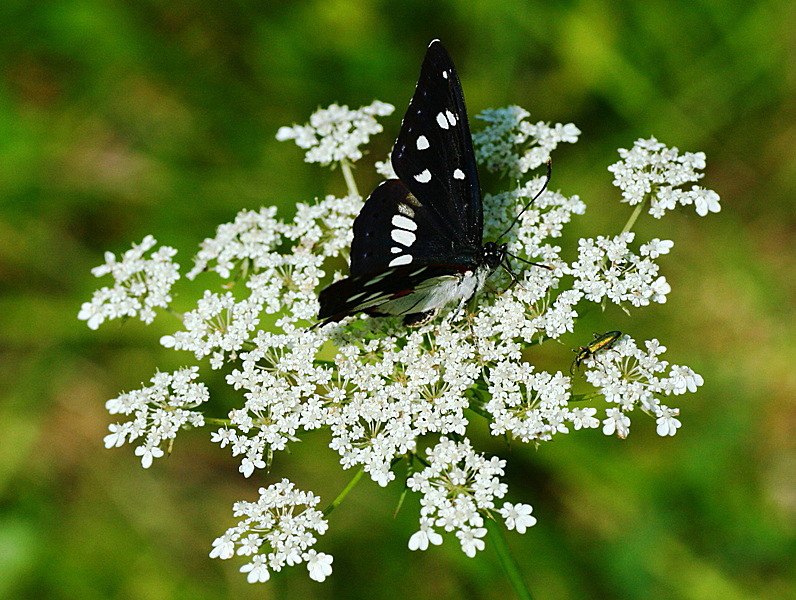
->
[1,1,793,598]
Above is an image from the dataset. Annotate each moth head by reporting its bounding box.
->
[482,242,507,270]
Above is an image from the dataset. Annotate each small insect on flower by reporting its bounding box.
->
[571,330,623,374]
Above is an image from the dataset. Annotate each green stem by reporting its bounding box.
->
[166,307,185,323]
[599,195,648,271]
[204,417,232,426]
[619,200,646,236]
[323,467,365,517]
[569,391,604,403]
[340,160,360,198]
[486,518,534,600]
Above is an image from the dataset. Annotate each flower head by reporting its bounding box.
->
[474,106,580,176]
[211,479,331,583]
[78,235,180,329]
[406,438,509,556]
[277,101,395,165]
[86,94,718,585]
[104,367,208,467]
[568,233,672,307]
[608,137,721,217]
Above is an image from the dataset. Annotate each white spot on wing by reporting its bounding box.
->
[389,254,413,267]
[414,169,431,183]
[391,247,402,254]
[416,135,429,150]
[391,228,416,246]
[436,112,449,130]
[391,214,417,231]
[442,70,448,79]
[397,204,415,218]
[446,110,457,126]
[453,168,465,180]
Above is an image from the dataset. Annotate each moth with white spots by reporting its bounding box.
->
[317,40,550,328]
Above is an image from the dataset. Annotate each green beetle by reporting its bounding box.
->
[571,330,623,374]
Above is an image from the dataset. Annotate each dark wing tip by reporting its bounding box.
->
[425,39,451,61]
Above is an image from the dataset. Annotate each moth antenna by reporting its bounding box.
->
[505,251,554,271]
[496,158,552,243]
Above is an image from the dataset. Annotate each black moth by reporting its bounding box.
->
[318,40,548,328]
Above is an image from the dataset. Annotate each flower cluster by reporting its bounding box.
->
[210,479,332,582]
[608,137,721,217]
[164,195,363,371]
[407,437,536,557]
[569,233,672,307]
[473,106,581,176]
[103,367,208,467]
[276,101,394,165]
[485,363,576,442]
[584,335,701,438]
[83,99,718,585]
[78,235,180,330]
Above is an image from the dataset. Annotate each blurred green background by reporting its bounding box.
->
[2,1,794,598]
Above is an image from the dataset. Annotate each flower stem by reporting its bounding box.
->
[619,200,646,236]
[486,518,534,600]
[569,391,605,402]
[599,196,648,270]
[166,307,185,323]
[340,159,360,198]
[323,467,365,517]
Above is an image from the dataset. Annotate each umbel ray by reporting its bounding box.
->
[317,40,551,328]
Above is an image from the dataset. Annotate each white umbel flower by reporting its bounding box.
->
[104,367,208,467]
[78,235,179,329]
[211,479,331,583]
[608,137,721,217]
[474,106,580,176]
[406,438,511,557]
[277,101,395,165]
[84,95,718,585]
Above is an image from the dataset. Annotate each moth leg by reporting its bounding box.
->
[500,259,526,293]
[460,293,483,355]
[446,288,477,324]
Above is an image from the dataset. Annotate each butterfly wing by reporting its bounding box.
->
[349,179,476,277]
[391,39,483,248]
[349,39,484,278]
[317,263,475,325]
[317,40,487,325]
